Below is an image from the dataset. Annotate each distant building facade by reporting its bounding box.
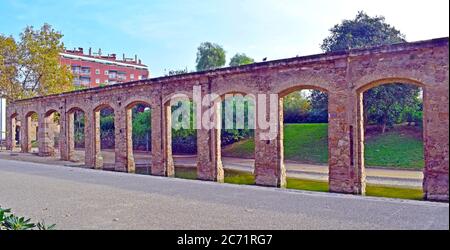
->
[60,48,149,88]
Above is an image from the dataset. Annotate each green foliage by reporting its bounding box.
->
[0,23,74,102]
[283,90,329,123]
[283,91,312,123]
[196,42,226,71]
[364,84,421,132]
[221,97,255,145]
[310,90,328,113]
[0,206,55,230]
[322,11,421,131]
[321,11,405,52]
[229,53,255,67]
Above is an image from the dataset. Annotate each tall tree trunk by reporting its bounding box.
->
[381,115,387,134]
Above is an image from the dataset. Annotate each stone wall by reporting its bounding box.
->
[6,37,449,201]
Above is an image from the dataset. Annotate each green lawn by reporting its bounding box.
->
[222,123,424,169]
[173,167,423,201]
[364,130,424,169]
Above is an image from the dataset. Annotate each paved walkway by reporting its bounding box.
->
[0,149,423,187]
[0,159,447,230]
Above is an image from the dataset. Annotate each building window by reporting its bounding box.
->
[138,75,142,80]
[117,72,126,81]
[104,70,109,75]
[80,76,91,86]
[73,77,81,86]
[130,74,134,80]
[71,66,81,75]
[96,69,100,75]
[81,67,90,75]
[95,79,100,84]
[108,70,117,79]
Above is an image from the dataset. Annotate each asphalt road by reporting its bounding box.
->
[0,159,448,230]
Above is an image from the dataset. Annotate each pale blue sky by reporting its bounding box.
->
[1,0,448,77]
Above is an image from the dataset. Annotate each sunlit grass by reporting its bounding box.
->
[173,167,423,201]
[222,124,424,169]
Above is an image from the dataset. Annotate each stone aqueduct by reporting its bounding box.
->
[5,38,449,201]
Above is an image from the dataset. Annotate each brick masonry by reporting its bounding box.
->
[5,38,449,201]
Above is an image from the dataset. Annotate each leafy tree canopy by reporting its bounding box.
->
[195,42,226,71]
[320,11,421,132]
[321,11,405,52]
[229,53,254,67]
[0,24,74,102]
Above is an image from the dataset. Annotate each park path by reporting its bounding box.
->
[0,149,423,187]
[0,158,447,230]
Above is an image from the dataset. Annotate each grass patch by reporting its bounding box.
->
[222,124,424,169]
[173,167,423,201]
[225,169,255,185]
[223,123,329,164]
[366,185,423,200]
[364,130,424,169]
[286,178,329,192]
[174,167,197,180]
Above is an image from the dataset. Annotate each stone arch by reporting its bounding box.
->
[39,108,62,157]
[22,110,38,153]
[260,83,331,188]
[94,103,115,113]
[92,103,116,170]
[66,107,86,162]
[162,91,193,105]
[124,100,153,174]
[8,113,19,150]
[216,90,258,184]
[278,85,329,98]
[356,77,426,94]
[355,77,429,197]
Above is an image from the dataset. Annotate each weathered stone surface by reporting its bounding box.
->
[5,38,449,201]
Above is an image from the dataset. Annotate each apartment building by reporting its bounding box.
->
[60,48,149,88]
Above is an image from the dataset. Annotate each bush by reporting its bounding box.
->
[0,206,55,230]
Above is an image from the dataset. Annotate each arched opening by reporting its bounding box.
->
[94,105,115,170]
[280,87,330,189]
[220,92,257,185]
[357,80,425,199]
[163,96,198,179]
[24,111,38,154]
[67,108,86,163]
[9,113,19,151]
[126,101,152,175]
[41,109,62,157]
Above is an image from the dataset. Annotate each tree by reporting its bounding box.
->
[229,53,254,67]
[321,11,405,52]
[195,42,226,71]
[321,11,421,133]
[0,24,73,103]
[365,84,420,133]
[283,91,311,123]
[309,90,328,113]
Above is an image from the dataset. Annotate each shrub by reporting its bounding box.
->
[0,206,55,230]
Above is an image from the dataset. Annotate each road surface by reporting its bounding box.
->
[0,159,447,230]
